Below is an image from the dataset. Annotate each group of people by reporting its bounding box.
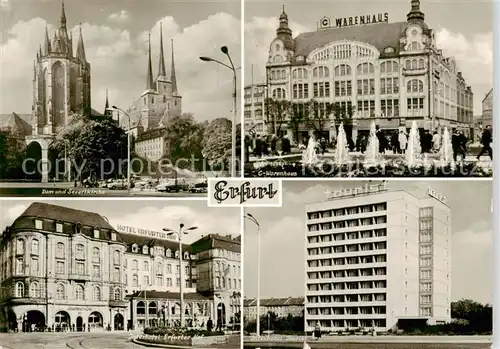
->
[245,125,493,163]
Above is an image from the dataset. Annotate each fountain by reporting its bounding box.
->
[405,121,422,167]
[335,123,350,165]
[439,127,455,167]
[302,134,319,165]
[364,121,382,166]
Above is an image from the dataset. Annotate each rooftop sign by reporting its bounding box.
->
[427,187,447,205]
[115,224,176,241]
[327,182,388,200]
[319,13,389,29]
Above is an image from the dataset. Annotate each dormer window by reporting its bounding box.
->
[35,220,42,230]
[175,251,179,258]
[166,249,172,258]
[56,223,63,233]
[384,47,395,54]
[275,43,280,51]
[183,252,189,260]
[143,246,149,254]
[296,55,305,63]
[132,244,138,253]
[93,229,99,239]
[111,233,116,241]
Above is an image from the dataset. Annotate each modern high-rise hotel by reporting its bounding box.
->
[304,182,451,332]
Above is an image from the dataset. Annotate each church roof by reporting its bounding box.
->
[0,112,32,136]
[293,21,407,59]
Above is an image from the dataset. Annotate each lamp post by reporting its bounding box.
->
[112,106,131,194]
[200,46,239,177]
[163,224,198,328]
[244,213,260,336]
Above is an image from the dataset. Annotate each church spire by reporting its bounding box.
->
[44,26,51,55]
[146,32,154,90]
[157,22,167,78]
[276,5,293,50]
[76,23,87,62]
[60,1,67,29]
[170,39,178,94]
[105,89,110,109]
[407,0,425,22]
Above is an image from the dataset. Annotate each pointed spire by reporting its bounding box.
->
[157,22,167,78]
[44,26,51,55]
[76,23,87,62]
[68,30,73,56]
[39,45,42,59]
[105,89,109,109]
[33,61,36,79]
[276,5,293,50]
[170,39,178,94]
[60,1,67,28]
[146,32,154,90]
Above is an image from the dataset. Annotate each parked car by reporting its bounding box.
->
[107,180,127,190]
[189,182,208,193]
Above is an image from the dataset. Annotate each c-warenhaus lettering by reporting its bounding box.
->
[213,180,278,204]
[335,13,389,28]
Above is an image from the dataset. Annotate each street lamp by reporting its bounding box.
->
[163,224,198,328]
[112,105,131,194]
[200,46,238,177]
[244,213,260,336]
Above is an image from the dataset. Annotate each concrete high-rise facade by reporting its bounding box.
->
[304,182,451,332]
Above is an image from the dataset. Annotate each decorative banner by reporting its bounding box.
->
[207,179,282,207]
[427,187,447,205]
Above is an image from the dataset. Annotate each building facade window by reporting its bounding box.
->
[56,242,65,258]
[92,264,100,277]
[334,64,352,76]
[16,239,24,255]
[76,262,85,275]
[334,81,352,96]
[380,99,399,117]
[35,220,43,230]
[75,285,85,300]
[292,83,309,99]
[114,288,121,301]
[31,239,39,255]
[31,257,39,275]
[92,247,100,263]
[292,68,308,79]
[75,244,85,260]
[407,98,424,111]
[313,82,330,98]
[356,62,375,75]
[56,283,65,299]
[380,61,398,74]
[357,79,375,95]
[30,282,40,298]
[93,286,101,301]
[312,66,329,78]
[56,261,65,274]
[407,79,424,93]
[16,257,24,274]
[132,260,138,270]
[16,282,24,297]
[380,77,399,94]
[113,267,120,282]
[272,88,286,100]
[144,261,149,271]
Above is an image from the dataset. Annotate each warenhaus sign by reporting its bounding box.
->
[320,13,389,29]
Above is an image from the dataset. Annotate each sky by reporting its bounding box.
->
[244,180,493,305]
[0,0,241,121]
[0,199,241,244]
[244,0,493,116]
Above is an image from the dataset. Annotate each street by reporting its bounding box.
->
[0,182,207,197]
[0,331,141,349]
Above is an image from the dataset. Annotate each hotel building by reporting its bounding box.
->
[264,0,473,143]
[0,203,241,332]
[304,183,451,332]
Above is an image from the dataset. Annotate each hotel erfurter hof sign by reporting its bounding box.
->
[319,13,389,29]
[115,224,176,241]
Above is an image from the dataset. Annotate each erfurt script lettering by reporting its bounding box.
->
[213,180,278,204]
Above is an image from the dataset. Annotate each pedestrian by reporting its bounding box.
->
[398,130,407,154]
[477,125,493,160]
[314,322,321,340]
[432,131,441,153]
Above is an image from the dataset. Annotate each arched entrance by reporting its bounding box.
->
[7,310,17,332]
[216,303,226,330]
[54,311,70,332]
[25,141,42,182]
[114,313,124,331]
[76,316,83,332]
[88,312,103,331]
[25,310,45,332]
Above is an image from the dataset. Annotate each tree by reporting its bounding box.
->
[163,113,206,171]
[451,299,492,334]
[202,118,232,170]
[265,98,293,136]
[0,131,26,180]
[303,99,333,138]
[53,113,128,181]
[288,102,306,144]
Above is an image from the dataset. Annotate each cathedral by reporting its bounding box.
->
[126,23,182,131]
[31,2,91,136]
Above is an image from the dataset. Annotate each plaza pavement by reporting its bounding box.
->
[0,331,240,349]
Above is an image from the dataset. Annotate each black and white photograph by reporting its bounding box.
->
[243,0,493,178]
[243,180,492,348]
[0,0,241,197]
[0,199,241,348]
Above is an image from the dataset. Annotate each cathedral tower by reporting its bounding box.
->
[32,1,91,136]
